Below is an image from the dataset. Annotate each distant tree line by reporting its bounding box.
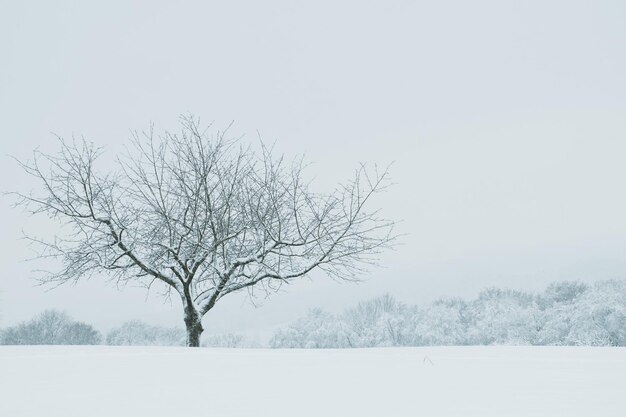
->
[2,280,624,347]
[0,312,255,347]
[270,280,626,348]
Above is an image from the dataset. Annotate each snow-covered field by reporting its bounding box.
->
[1,346,624,417]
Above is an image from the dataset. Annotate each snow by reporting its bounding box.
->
[1,346,624,416]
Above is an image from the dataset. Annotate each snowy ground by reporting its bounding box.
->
[1,346,624,417]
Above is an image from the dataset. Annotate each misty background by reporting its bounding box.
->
[1,1,626,338]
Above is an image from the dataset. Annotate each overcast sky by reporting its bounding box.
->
[1,1,626,336]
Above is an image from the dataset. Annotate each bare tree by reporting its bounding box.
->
[13,116,396,346]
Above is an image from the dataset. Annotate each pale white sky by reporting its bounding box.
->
[1,1,626,336]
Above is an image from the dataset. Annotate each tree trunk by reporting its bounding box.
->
[184,308,204,347]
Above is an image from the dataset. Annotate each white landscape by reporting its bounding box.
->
[1,345,624,417]
[3,2,626,416]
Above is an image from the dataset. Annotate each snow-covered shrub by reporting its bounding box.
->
[106,320,185,346]
[270,309,351,348]
[0,310,102,345]
[202,333,244,347]
[202,333,260,348]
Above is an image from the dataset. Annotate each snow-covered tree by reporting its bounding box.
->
[0,310,101,345]
[269,295,415,348]
[536,281,589,345]
[551,280,626,346]
[539,281,589,308]
[414,298,468,346]
[467,288,539,345]
[13,116,396,346]
[59,322,103,345]
[270,309,351,348]
[342,294,413,347]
